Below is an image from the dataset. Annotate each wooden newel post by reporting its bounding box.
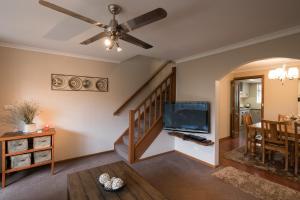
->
[171,67,176,103]
[128,110,135,163]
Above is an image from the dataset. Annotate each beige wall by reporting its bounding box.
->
[0,46,167,161]
[177,33,300,165]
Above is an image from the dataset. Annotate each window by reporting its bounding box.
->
[257,83,262,103]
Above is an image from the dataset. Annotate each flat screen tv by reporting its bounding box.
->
[163,102,210,133]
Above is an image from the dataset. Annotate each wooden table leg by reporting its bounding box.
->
[2,141,6,188]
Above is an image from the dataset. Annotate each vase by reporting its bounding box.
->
[23,123,37,133]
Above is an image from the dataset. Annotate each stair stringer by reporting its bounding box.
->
[134,116,163,160]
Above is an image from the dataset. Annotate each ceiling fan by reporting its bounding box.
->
[39,0,167,52]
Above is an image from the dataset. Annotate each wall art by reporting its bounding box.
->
[51,74,108,92]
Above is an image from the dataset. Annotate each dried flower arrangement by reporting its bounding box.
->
[2,101,40,133]
[8,101,40,124]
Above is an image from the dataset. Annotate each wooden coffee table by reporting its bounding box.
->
[67,161,167,200]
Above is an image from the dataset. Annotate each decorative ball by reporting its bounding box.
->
[104,180,113,190]
[111,177,117,182]
[112,178,124,190]
[99,173,110,184]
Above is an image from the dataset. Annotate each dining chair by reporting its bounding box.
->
[294,122,300,174]
[242,113,253,154]
[278,114,293,129]
[242,113,262,155]
[261,120,289,171]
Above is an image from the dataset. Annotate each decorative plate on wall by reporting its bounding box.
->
[51,74,108,92]
[96,78,108,92]
[68,76,83,90]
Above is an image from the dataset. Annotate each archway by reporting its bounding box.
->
[218,57,300,140]
[217,56,300,168]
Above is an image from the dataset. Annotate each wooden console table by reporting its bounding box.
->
[68,161,167,200]
[1,128,55,188]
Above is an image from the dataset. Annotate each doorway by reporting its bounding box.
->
[230,76,264,140]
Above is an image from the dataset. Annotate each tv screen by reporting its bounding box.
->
[163,102,210,133]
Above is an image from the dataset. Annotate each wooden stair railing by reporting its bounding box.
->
[128,67,176,163]
[113,61,174,116]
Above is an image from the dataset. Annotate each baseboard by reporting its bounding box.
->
[174,150,218,168]
[55,149,218,168]
[56,149,114,164]
[137,150,176,162]
[219,136,231,142]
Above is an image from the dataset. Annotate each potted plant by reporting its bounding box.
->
[8,101,40,133]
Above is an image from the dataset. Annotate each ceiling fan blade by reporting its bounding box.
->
[118,8,167,32]
[80,32,107,45]
[39,0,107,28]
[120,33,153,49]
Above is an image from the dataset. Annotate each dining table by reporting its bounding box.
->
[247,122,297,156]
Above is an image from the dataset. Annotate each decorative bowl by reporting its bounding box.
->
[102,183,126,192]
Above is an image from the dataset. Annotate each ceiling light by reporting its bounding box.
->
[117,47,122,52]
[268,64,299,84]
[104,38,112,47]
[287,67,299,79]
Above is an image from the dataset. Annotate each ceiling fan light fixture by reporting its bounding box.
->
[104,38,112,47]
[38,1,167,51]
[117,47,122,52]
[116,41,122,52]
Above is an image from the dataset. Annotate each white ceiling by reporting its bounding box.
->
[1,0,300,63]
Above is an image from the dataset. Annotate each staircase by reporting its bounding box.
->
[114,66,176,163]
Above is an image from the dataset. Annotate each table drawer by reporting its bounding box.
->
[34,150,51,164]
[7,139,28,153]
[33,136,51,149]
[10,153,31,169]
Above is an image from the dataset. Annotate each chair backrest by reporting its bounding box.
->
[261,120,289,145]
[278,114,293,129]
[242,113,253,133]
[278,114,290,122]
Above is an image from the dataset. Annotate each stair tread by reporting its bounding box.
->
[122,134,139,146]
[115,143,128,160]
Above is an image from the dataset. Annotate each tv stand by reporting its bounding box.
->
[168,132,214,146]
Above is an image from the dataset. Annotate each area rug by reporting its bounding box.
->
[213,166,300,200]
[224,146,300,182]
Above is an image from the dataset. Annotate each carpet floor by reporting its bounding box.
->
[224,146,300,182]
[0,151,257,200]
[213,166,300,200]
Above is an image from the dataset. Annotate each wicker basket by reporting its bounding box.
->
[10,153,31,169]
[7,139,28,153]
[34,150,51,164]
[33,136,51,149]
